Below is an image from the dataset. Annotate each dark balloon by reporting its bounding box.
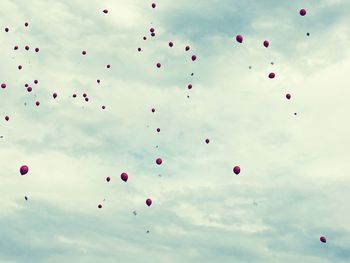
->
[102,105,106,109]
[205,138,209,144]
[25,22,29,27]
[18,65,22,70]
[146,198,152,206]
[169,42,173,47]
[121,172,128,182]
[299,9,307,16]
[85,97,89,102]
[20,165,29,176]
[83,93,87,98]
[25,84,28,87]
[143,36,147,40]
[35,47,39,52]
[187,84,192,89]
[106,177,110,182]
[156,128,160,132]
[286,93,291,100]
[34,80,38,84]
[14,46,18,50]
[1,83,6,89]
[151,32,155,37]
[27,87,32,92]
[156,63,161,68]
[73,93,77,98]
[320,236,326,243]
[5,27,9,32]
[150,27,155,33]
[5,116,9,121]
[82,50,86,55]
[152,3,156,8]
[107,64,111,69]
[138,47,141,52]
[25,45,30,51]
[151,108,155,113]
[233,166,241,175]
[191,55,197,61]
[103,9,108,14]
[97,79,100,84]
[25,196,28,201]
[98,204,102,209]
[53,93,57,99]
[185,45,190,51]
[35,101,40,106]
[156,158,162,165]
[263,40,269,48]
[268,72,275,79]
[236,35,243,43]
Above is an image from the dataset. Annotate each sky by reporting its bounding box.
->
[0,0,350,262]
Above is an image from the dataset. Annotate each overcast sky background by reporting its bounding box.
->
[0,0,349,262]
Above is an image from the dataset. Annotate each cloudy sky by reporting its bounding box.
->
[0,0,349,262]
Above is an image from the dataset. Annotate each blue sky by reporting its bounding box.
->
[0,0,350,262]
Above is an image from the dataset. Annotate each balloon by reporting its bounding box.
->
[320,236,326,243]
[35,48,39,52]
[138,48,141,52]
[169,42,173,47]
[143,36,147,40]
[185,46,190,51]
[20,165,29,176]
[25,22,29,27]
[53,93,57,99]
[25,196,28,201]
[156,128,160,132]
[121,172,128,182]
[5,28,9,32]
[35,101,40,106]
[150,27,155,33]
[14,46,18,50]
[286,93,291,100]
[156,158,162,165]
[156,63,161,68]
[83,93,87,98]
[263,40,269,48]
[27,87,32,92]
[85,97,89,102]
[97,79,100,84]
[205,138,209,144]
[268,72,275,79]
[34,80,38,84]
[5,116,9,121]
[236,35,243,43]
[18,65,22,70]
[1,83,6,89]
[151,108,155,113]
[98,204,102,209]
[299,9,307,16]
[233,166,241,175]
[102,105,106,109]
[151,32,155,37]
[191,55,197,61]
[25,45,29,51]
[72,94,77,98]
[82,50,86,55]
[103,9,108,14]
[187,84,192,89]
[152,3,156,8]
[107,64,111,69]
[146,198,152,206]
[106,177,110,182]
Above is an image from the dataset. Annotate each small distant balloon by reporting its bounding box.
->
[151,32,155,37]
[102,105,106,109]
[320,236,326,243]
[83,93,87,98]
[27,87,32,92]
[121,172,128,182]
[169,42,173,47]
[72,93,77,98]
[138,47,142,52]
[143,36,147,40]
[25,45,30,51]
[14,46,18,50]
[1,83,6,89]
[35,48,39,53]
[107,64,111,69]
[5,27,9,32]
[151,108,155,113]
[34,80,38,84]
[82,50,87,55]
[156,63,161,68]
[152,3,156,8]
[233,166,241,175]
[25,196,28,201]
[263,40,269,48]
[20,165,29,176]
[187,84,192,89]
[299,9,307,16]
[5,116,9,121]
[106,177,111,182]
[150,27,155,33]
[185,46,190,51]
[35,101,40,106]
[236,35,243,43]
[191,55,197,61]
[85,97,89,102]
[156,128,160,132]
[268,72,275,79]
[146,198,152,206]
[18,65,22,70]
[98,204,102,209]
[103,9,108,14]
[156,158,162,165]
[53,93,57,99]
[286,93,291,100]
[205,138,210,144]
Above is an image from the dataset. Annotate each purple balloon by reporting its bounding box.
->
[299,9,307,16]
[146,198,152,206]
[236,35,243,43]
[263,40,269,48]
[121,172,128,182]
[156,158,162,165]
[233,166,241,175]
[20,165,29,176]
[320,236,326,243]
[268,72,275,79]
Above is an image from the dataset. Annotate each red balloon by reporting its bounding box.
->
[236,35,243,43]
[299,9,307,16]
[268,72,275,79]
[233,166,241,175]
[121,172,128,182]
[1,83,6,89]
[20,165,29,176]
[146,198,152,206]
[5,116,9,121]
[187,84,192,89]
[191,55,197,61]
[185,46,190,51]
[156,158,162,165]
[263,40,269,48]
[156,63,161,68]
[320,236,326,243]
[53,93,57,99]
